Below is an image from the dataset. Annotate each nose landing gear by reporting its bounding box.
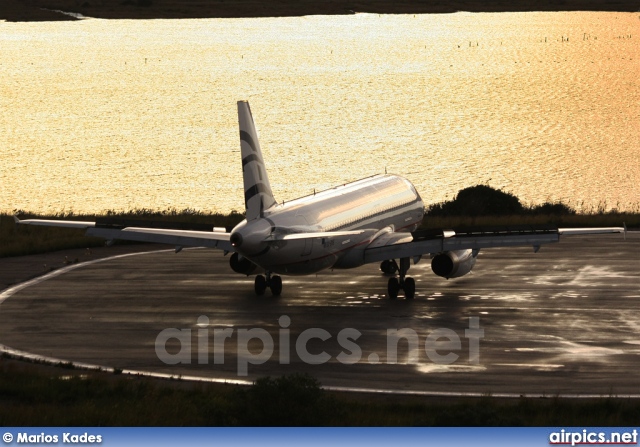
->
[254,272,282,296]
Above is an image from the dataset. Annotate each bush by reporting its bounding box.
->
[530,202,576,215]
[233,373,337,425]
[426,185,524,217]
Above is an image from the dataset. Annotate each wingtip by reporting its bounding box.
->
[13,215,20,224]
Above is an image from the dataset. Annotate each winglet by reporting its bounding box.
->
[13,215,20,224]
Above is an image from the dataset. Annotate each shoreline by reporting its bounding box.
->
[2,0,639,22]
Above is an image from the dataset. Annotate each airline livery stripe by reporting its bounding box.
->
[244,183,271,204]
[239,130,257,152]
[325,199,421,233]
[242,154,260,167]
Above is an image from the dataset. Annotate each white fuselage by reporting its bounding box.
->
[230,174,424,275]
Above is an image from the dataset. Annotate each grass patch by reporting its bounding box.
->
[423,212,638,230]
[1,362,640,426]
[1,212,104,258]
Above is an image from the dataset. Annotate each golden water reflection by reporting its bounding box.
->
[1,12,638,213]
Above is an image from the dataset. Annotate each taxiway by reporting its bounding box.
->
[0,233,638,396]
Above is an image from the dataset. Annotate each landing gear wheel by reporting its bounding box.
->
[270,275,282,296]
[404,277,416,300]
[380,260,397,275]
[387,277,400,300]
[254,275,267,296]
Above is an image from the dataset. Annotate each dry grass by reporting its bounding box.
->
[422,213,638,230]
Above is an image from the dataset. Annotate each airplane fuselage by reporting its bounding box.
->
[230,174,424,275]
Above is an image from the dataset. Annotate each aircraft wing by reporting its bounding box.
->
[265,230,366,241]
[14,217,234,252]
[364,225,625,264]
[12,218,97,229]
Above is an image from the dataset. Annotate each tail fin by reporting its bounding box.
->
[237,100,277,220]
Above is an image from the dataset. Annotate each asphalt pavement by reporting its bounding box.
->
[0,233,638,396]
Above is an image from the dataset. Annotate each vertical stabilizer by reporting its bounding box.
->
[237,100,277,220]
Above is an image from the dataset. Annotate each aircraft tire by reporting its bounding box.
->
[387,277,400,300]
[270,275,282,296]
[404,277,416,300]
[254,275,267,295]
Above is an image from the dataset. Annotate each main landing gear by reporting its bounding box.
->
[254,271,282,296]
[381,258,415,300]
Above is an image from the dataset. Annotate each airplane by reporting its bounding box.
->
[15,101,626,299]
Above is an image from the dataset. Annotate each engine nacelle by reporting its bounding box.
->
[229,252,257,275]
[431,249,477,279]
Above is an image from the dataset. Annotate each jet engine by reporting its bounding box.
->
[230,252,257,275]
[431,249,477,279]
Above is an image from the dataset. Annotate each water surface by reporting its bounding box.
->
[1,12,638,213]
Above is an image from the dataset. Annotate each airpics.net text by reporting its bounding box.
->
[155,316,484,376]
